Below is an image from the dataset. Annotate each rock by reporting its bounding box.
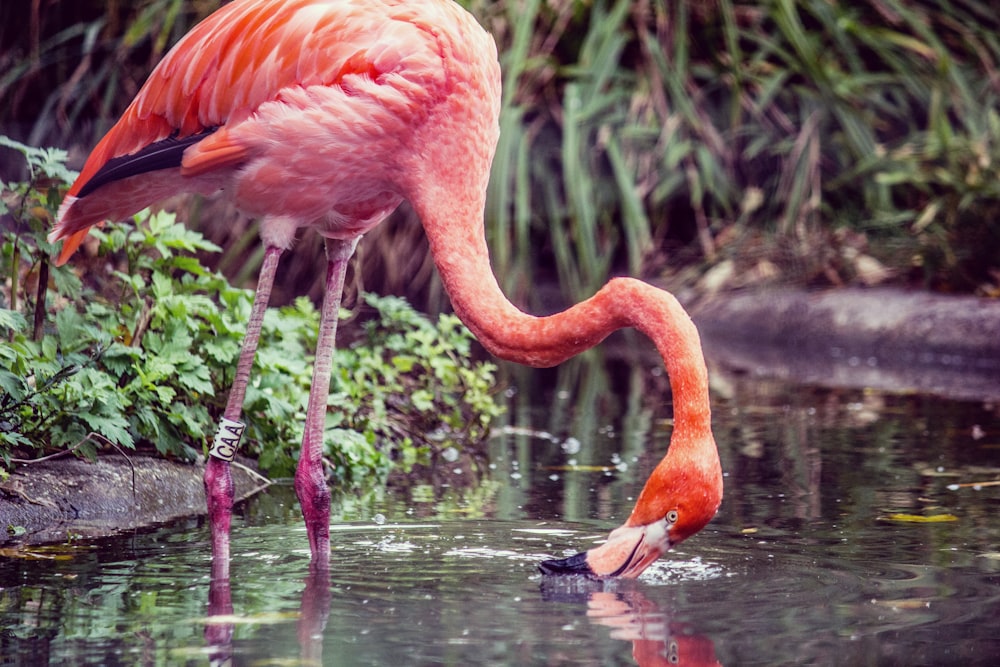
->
[691,287,1000,400]
[0,455,267,546]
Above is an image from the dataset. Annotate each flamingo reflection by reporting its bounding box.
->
[542,580,721,667]
[204,562,331,664]
[205,559,234,665]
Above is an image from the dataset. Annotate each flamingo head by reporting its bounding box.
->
[538,520,674,579]
[539,439,722,579]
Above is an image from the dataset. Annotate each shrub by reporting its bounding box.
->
[0,137,502,487]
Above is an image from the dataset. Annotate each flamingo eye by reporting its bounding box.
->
[666,510,679,525]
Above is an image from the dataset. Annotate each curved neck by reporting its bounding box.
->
[401,18,718,535]
[409,178,712,440]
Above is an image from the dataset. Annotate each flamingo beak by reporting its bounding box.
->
[539,522,670,579]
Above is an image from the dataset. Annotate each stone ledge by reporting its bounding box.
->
[691,287,1000,400]
[0,455,266,546]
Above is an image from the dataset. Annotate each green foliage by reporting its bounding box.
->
[1,205,258,466]
[328,293,503,479]
[526,0,997,297]
[732,0,1000,289]
[0,139,502,488]
[482,0,1000,297]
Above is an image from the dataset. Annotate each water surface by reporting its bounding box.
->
[2,357,998,665]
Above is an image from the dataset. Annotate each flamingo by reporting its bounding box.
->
[50,0,722,577]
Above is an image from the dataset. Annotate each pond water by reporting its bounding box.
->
[2,352,999,666]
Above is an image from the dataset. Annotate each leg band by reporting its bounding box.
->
[210,417,245,462]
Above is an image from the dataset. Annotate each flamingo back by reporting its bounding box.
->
[52,0,500,264]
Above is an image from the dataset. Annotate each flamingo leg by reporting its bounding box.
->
[295,237,359,568]
[205,245,284,570]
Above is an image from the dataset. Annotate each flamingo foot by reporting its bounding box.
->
[295,446,331,569]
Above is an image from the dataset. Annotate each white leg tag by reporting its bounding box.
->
[210,417,245,462]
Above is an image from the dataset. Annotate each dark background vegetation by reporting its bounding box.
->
[2,0,1000,309]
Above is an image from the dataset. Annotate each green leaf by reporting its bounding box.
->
[0,370,26,400]
[0,309,27,333]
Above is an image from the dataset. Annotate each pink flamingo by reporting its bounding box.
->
[51,0,722,577]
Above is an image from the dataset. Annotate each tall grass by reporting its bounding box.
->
[3,1,999,304]
[0,0,215,150]
[489,0,1000,297]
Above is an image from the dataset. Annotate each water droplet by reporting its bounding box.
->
[373,513,386,525]
[562,437,581,455]
[442,446,459,462]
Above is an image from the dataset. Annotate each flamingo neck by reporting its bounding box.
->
[401,6,719,534]
[409,176,713,442]
[400,30,716,500]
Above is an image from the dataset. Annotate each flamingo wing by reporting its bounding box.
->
[52,0,430,264]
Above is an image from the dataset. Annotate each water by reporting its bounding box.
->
[2,356,999,665]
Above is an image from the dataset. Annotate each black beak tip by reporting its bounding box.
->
[538,551,595,577]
